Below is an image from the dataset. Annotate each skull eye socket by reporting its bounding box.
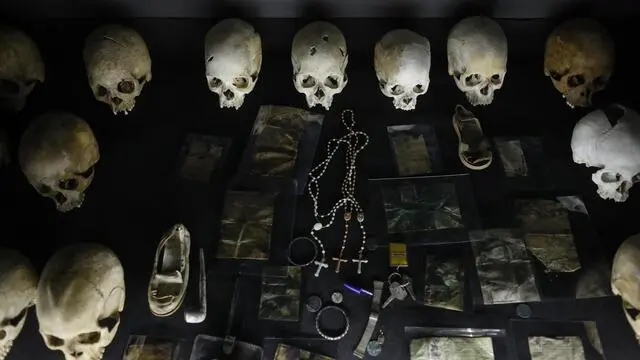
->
[98,313,119,332]
[0,79,20,95]
[2,308,27,328]
[324,76,339,89]
[490,74,501,85]
[78,166,95,178]
[301,75,316,88]
[0,330,5,340]
[391,85,404,95]
[549,70,563,81]
[59,178,79,190]
[38,184,52,194]
[137,75,147,84]
[25,79,38,87]
[96,85,108,97]
[567,74,585,88]
[601,172,621,183]
[210,77,222,88]
[233,77,249,89]
[77,331,101,345]
[117,80,135,94]
[413,84,425,94]
[593,75,606,89]
[624,301,640,319]
[46,334,64,348]
[464,74,482,87]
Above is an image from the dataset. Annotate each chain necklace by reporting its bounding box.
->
[308,109,369,277]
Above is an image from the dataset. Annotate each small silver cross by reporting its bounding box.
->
[352,258,369,274]
[313,260,329,277]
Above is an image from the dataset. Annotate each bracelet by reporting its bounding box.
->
[315,305,350,341]
[287,236,318,267]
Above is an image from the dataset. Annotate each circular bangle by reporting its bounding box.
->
[287,236,318,267]
[315,305,350,341]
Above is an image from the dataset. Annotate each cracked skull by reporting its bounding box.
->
[36,243,125,360]
[544,18,614,108]
[0,248,38,360]
[83,25,152,115]
[612,233,640,343]
[0,26,45,112]
[292,21,348,110]
[447,16,507,106]
[19,112,99,212]
[205,18,262,110]
[571,104,640,202]
[374,29,431,111]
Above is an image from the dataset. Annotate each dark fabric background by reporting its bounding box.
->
[1,18,640,360]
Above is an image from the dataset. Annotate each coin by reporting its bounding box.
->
[306,295,323,313]
[331,291,344,304]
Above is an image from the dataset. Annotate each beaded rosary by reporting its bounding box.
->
[308,109,370,277]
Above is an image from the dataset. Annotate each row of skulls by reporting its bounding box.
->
[0,17,614,113]
[0,244,125,360]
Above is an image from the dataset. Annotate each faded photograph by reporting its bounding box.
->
[515,199,572,234]
[382,181,463,234]
[424,255,465,311]
[471,229,540,305]
[246,106,316,177]
[387,124,440,176]
[259,266,302,321]
[179,134,225,182]
[515,199,581,273]
[273,343,334,360]
[526,234,580,273]
[528,336,586,360]
[410,337,495,360]
[124,336,178,360]
[217,191,275,260]
[495,139,528,177]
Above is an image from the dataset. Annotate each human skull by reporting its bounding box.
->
[292,21,348,110]
[205,18,262,110]
[36,243,125,360]
[571,104,640,202]
[83,25,152,115]
[447,16,507,106]
[374,29,431,111]
[0,26,45,112]
[0,248,38,360]
[19,112,100,212]
[612,233,640,343]
[544,19,614,108]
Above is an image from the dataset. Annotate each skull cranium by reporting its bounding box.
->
[0,248,38,360]
[612,233,640,343]
[447,16,507,106]
[571,104,640,202]
[36,243,125,360]
[83,25,152,115]
[205,18,262,110]
[0,26,45,112]
[18,112,100,212]
[544,18,614,108]
[292,21,348,110]
[374,29,431,111]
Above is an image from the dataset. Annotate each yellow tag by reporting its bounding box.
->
[389,242,408,267]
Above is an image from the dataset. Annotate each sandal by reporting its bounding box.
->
[453,104,493,170]
[148,224,191,317]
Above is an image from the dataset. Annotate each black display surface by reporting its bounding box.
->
[1,18,640,360]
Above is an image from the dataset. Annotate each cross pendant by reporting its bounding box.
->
[313,260,329,277]
[333,257,349,273]
[352,258,369,274]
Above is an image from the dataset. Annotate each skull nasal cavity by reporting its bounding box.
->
[117,80,135,94]
[403,97,412,105]
[314,88,325,99]
[223,89,234,99]
[70,351,83,358]
[480,86,489,96]
[0,79,20,95]
[112,97,122,106]
[0,329,6,340]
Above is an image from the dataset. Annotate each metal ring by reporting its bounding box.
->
[388,272,402,284]
[287,236,318,267]
[315,305,350,341]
